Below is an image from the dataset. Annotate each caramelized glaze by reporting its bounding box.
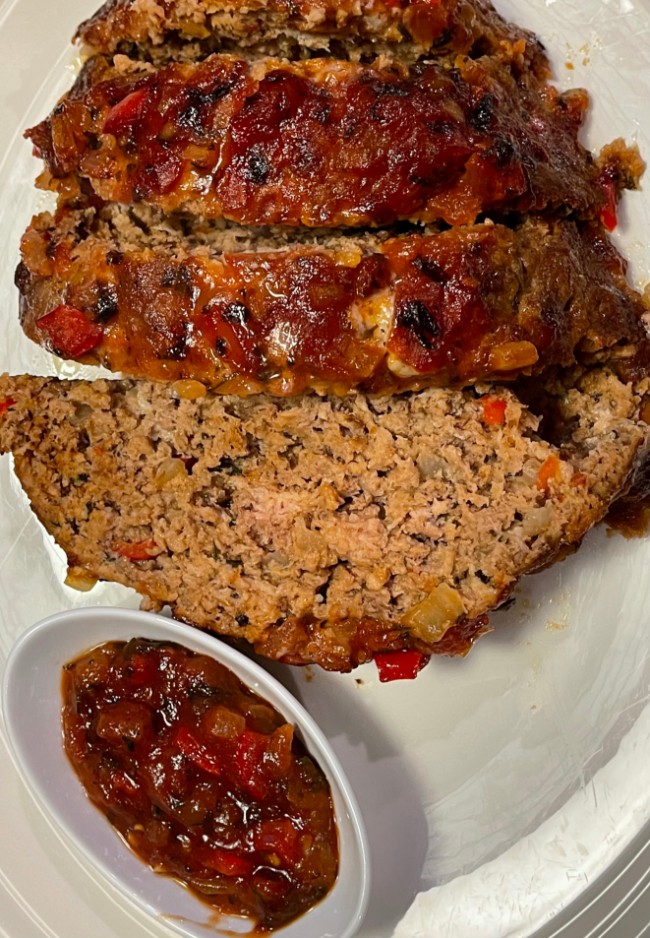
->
[28,53,606,228]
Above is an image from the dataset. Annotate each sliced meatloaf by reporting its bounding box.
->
[17,203,650,394]
[75,0,549,72]
[0,368,647,671]
[27,50,617,228]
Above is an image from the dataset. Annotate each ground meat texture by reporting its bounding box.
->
[17,205,650,394]
[62,639,338,931]
[0,370,647,672]
[27,51,610,228]
[75,0,550,73]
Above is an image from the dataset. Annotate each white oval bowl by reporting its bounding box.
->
[1,607,370,938]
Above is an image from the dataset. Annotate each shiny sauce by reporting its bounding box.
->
[61,639,339,931]
[30,51,602,228]
[605,495,650,539]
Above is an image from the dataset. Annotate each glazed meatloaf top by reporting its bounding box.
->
[75,0,549,72]
[0,368,647,671]
[17,203,650,394]
[27,51,613,228]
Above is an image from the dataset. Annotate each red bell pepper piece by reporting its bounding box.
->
[198,846,255,878]
[536,454,560,492]
[103,88,149,136]
[113,538,158,561]
[145,150,184,194]
[0,398,15,415]
[375,650,429,682]
[125,652,159,687]
[599,179,618,232]
[173,726,222,776]
[111,769,140,798]
[36,305,104,358]
[235,730,271,799]
[481,396,507,426]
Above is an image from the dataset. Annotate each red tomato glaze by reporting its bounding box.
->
[61,639,339,931]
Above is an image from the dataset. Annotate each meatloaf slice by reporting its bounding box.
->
[27,51,616,228]
[0,369,646,672]
[75,0,549,73]
[17,203,650,394]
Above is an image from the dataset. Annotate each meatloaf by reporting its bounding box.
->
[27,50,616,228]
[75,0,549,73]
[0,368,647,672]
[17,203,650,394]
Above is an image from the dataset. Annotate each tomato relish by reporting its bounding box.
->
[61,639,339,931]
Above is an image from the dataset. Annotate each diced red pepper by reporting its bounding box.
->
[113,538,158,561]
[537,455,560,492]
[375,650,429,682]
[125,652,160,688]
[253,818,302,868]
[235,730,271,799]
[198,846,255,878]
[111,769,140,798]
[144,150,184,194]
[0,398,15,415]
[103,89,149,136]
[201,302,261,377]
[36,305,104,358]
[599,179,618,232]
[173,726,222,776]
[481,396,507,426]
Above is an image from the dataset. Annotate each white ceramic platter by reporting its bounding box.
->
[1,1,649,936]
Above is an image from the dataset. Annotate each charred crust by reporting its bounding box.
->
[396,299,442,350]
[160,264,192,291]
[14,261,31,294]
[178,83,236,133]
[222,302,251,326]
[469,93,496,133]
[412,255,449,283]
[166,324,191,360]
[489,137,517,167]
[243,147,271,184]
[105,249,123,266]
[95,283,119,323]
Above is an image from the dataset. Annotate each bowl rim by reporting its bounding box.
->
[1,606,371,938]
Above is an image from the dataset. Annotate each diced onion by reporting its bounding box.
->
[172,380,207,400]
[64,567,98,592]
[178,20,210,38]
[489,341,539,371]
[154,457,187,489]
[521,504,554,537]
[401,582,466,643]
[202,706,246,740]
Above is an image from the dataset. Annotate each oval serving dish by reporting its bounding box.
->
[1,607,370,938]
